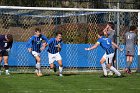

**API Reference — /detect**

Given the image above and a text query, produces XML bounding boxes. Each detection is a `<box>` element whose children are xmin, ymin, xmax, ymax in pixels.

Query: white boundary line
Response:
<box><xmin>0</xmin><ymin>6</ymin><xmax>140</xmax><ymax>12</ymax></box>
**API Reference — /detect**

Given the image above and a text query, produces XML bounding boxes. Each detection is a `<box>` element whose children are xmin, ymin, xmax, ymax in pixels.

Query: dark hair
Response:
<box><xmin>130</xmin><ymin>26</ymin><xmax>137</xmax><ymax>31</ymax></box>
<box><xmin>7</xmin><ymin>34</ymin><xmax>13</xmax><ymax>42</ymax></box>
<box><xmin>56</xmin><ymin>32</ymin><xmax>62</xmax><ymax>36</ymax></box>
<box><xmin>98</xmin><ymin>30</ymin><xmax>104</xmax><ymax>36</ymax></box>
<box><xmin>35</xmin><ymin>28</ymin><xmax>41</xmax><ymax>32</ymax></box>
<box><xmin>107</xmin><ymin>22</ymin><xmax>115</xmax><ymax>30</ymax></box>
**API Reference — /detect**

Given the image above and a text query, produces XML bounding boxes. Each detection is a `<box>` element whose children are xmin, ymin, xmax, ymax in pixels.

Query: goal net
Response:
<box><xmin>0</xmin><ymin>6</ymin><xmax>139</xmax><ymax>73</ymax></box>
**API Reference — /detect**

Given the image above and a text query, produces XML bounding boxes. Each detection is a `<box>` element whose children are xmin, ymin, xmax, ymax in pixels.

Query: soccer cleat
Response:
<box><xmin>5</xmin><ymin>72</ymin><xmax>10</xmax><ymax>75</ymax></box>
<box><xmin>108</xmin><ymin>71</ymin><xmax>113</xmax><ymax>76</ymax></box>
<box><xmin>124</xmin><ymin>68</ymin><xmax>132</xmax><ymax>74</ymax></box>
<box><xmin>53</xmin><ymin>64</ymin><xmax>57</xmax><ymax>72</ymax></box>
<box><xmin>127</xmin><ymin>70</ymin><xmax>132</xmax><ymax>74</ymax></box>
<box><xmin>59</xmin><ymin>74</ymin><xmax>63</xmax><ymax>77</ymax></box>
<box><xmin>37</xmin><ymin>72</ymin><xmax>43</xmax><ymax>77</ymax></box>
<box><xmin>124</xmin><ymin>68</ymin><xmax>129</xmax><ymax>73</ymax></box>
<box><xmin>127</xmin><ymin>69</ymin><xmax>132</xmax><ymax>74</ymax></box>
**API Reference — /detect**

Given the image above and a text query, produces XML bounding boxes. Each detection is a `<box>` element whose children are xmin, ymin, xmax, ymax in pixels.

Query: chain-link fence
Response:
<box><xmin>0</xmin><ymin>7</ymin><xmax>138</xmax><ymax>73</ymax></box>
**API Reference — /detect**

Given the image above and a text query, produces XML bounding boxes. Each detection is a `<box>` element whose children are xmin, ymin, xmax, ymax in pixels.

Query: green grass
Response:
<box><xmin>0</xmin><ymin>73</ymin><xmax>140</xmax><ymax>93</ymax></box>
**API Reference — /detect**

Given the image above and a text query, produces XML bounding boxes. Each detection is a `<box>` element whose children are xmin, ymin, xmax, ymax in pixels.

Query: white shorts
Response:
<box><xmin>103</xmin><ymin>53</ymin><xmax>114</xmax><ymax>64</ymax></box>
<box><xmin>31</xmin><ymin>51</ymin><xmax>40</xmax><ymax>57</ymax></box>
<box><xmin>48</xmin><ymin>52</ymin><xmax>62</xmax><ymax>64</ymax></box>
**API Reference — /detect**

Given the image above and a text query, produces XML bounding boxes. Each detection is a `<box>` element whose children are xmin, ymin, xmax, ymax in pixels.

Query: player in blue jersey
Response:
<box><xmin>45</xmin><ymin>32</ymin><xmax>63</xmax><ymax>76</ymax></box>
<box><xmin>103</xmin><ymin>22</ymin><xmax>116</xmax><ymax>76</ymax></box>
<box><xmin>85</xmin><ymin>31</ymin><xmax>123</xmax><ymax>77</ymax></box>
<box><xmin>0</xmin><ymin>34</ymin><xmax>13</xmax><ymax>75</ymax></box>
<box><xmin>27</xmin><ymin>28</ymin><xmax>48</xmax><ymax>76</ymax></box>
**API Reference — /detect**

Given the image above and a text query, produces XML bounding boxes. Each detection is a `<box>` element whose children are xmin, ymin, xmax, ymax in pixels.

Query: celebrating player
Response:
<box><xmin>27</xmin><ymin>28</ymin><xmax>48</xmax><ymax>76</ymax></box>
<box><xmin>85</xmin><ymin>31</ymin><xmax>123</xmax><ymax>77</ymax></box>
<box><xmin>102</xmin><ymin>22</ymin><xmax>116</xmax><ymax>75</ymax></box>
<box><xmin>124</xmin><ymin>26</ymin><xmax>137</xmax><ymax>74</ymax></box>
<box><xmin>46</xmin><ymin>32</ymin><xmax>63</xmax><ymax>76</ymax></box>
<box><xmin>0</xmin><ymin>34</ymin><xmax>13</xmax><ymax>75</ymax></box>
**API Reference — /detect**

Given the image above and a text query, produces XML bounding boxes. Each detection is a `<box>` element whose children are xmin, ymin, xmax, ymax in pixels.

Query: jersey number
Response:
<box><xmin>127</xmin><ymin>35</ymin><xmax>131</xmax><ymax>39</ymax></box>
<box><xmin>107</xmin><ymin>40</ymin><xmax>110</xmax><ymax>45</ymax></box>
<box><xmin>4</xmin><ymin>43</ymin><xmax>7</xmax><ymax>47</ymax></box>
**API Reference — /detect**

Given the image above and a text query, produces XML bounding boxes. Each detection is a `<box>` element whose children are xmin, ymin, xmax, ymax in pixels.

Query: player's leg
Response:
<box><xmin>34</xmin><ymin>56</ymin><xmax>42</xmax><ymax>76</ymax></box>
<box><xmin>100</xmin><ymin>54</ymin><xmax>107</xmax><ymax>76</ymax></box>
<box><xmin>126</xmin><ymin>56</ymin><xmax>133</xmax><ymax>73</ymax></box>
<box><xmin>106</xmin><ymin>53</ymin><xmax>121</xmax><ymax>76</ymax></box>
<box><xmin>108</xmin><ymin>49</ymin><xmax>117</xmax><ymax>76</ymax></box>
<box><xmin>48</xmin><ymin>53</ymin><xmax>56</xmax><ymax>73</ymax></box>
<box><xmin>3</xmin><ymin>56</ymin><xmax>10</xmax><ymax>75</ymax></box>
<box><xmin>125</xmin><ymin>50</ymin><xmax>134</xmax><ymax>74</ymax></box>
<box><xmin>56</xmin><ymin>53</ymin><xmax>63</xmax><ymax>76</ymax></box>
<box><xmin>3</xmin><ymin>50</ymin><xmax>10</xmax><ymax>75</ymax></box>
<box><xmin>57</xmin><ymin>60</ymin><xmax>63</xmax><ymax>76</ymax></box>
<box><xmin>0</xmin><ymin>56</ymin><xmax>2</xmax><ymax>75</ymax></box>
<box><xmin>129</xmin><ymin>56</ymin><xmax>133</xmax><ymax>72</ymax></box>
<box><xmin>32</xmin><ymin>51</ymin><xmax>42</xmax><ymax>76</ymax></box>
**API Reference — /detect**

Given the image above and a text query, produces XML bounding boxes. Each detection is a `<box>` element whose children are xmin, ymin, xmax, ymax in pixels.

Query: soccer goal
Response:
<box><xmin>0</xmin><ymin>6</ymin><xmax>139</xmax><ymax>73</ymax></box>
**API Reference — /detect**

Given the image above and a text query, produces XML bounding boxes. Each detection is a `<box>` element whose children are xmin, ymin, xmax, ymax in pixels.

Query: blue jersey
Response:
<box><xmin>0</xmin><ymin>35</ymin><xmax>13</xmax><ymax>50</ymax></box>
<box><xmin>47</xmin><ymin>38</ymin><xmax>63</xmax><ymax>54</ymax></box>
<box><xmin>97</xmin><ymin>36</ymin><xmax>114</xmax><ymax>55</ymax></box>
<box><xmin>27</xmin><ymin>35</ymin><xmax>48</xmax><ymax>53</ymax></box>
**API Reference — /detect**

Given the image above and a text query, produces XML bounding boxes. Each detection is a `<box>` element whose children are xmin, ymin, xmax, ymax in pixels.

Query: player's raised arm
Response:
<box><xmin>41</xmin><ymin>35</ymin><xmax>48</xmax><ymax>43</ymax></box>
<box><xmin>85</xmin><ymin>42</ymin><xmax>99</xmax><ymax>51</ymax></box>
<box><xmin>103</xmin><ymin>24</ymin><xmax>109</xmax><ymax>35</ymax></box>
<box><xmin>40</xmin><ymin>35</ymin><xmax>49</xmax><ymax>51</ymax></box>
<box><xmin>112</xmin><ymin>42</ymin><xmax>123</xmax><ymax>51</ymax></box>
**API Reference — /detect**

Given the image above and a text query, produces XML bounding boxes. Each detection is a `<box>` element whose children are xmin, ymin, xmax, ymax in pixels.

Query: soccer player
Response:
<box><xmin>0</xmin><ymin>34</ymin><xmax>13</xmax><ymax>75</ymax></box>
<box><xmin>85</xmin><ymin>31</ymin><xmax>123</xmax><ymax>77</ymax></box>
<box><xmin>27</xmin><ymin>28</ymin><xmax>48</xmax><ymax>76</ymax></box>
<box><xmin>46</xmin><ymin>32</ymin><xmax>63</xmax><ymax>76</ymax></box>
<box><xmin>124</xmin><ymin>26</ymin><xmax>137</xmax><ymax>74</ymax></box>
<box><xmin>102</xmin><ymin>22</ymin><xmax>116</xmax><ymax>75</ymax></box>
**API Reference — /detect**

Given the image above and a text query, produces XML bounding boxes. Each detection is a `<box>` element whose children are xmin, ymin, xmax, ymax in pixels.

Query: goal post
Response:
<box><xmin>137</xmin><ymin>12</ymin><xmax>140</xmax><ymax>72</ymax></box>
<box><xmin>0</xmin><ymin>6</ymin><xmax>139</xmax><ymax>73</ymax></box>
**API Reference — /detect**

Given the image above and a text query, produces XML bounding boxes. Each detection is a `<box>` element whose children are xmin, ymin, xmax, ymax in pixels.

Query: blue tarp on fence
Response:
<box><xmin>2</xmin><ymin>42</ymin><xmax>138</xmax><ymax>68</ymax></box>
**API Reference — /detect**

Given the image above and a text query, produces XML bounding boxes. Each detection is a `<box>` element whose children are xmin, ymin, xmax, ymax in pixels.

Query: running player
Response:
<box><xmin>27</xmin><ymin>28</ymin><xmax>48</xmax><ymax>76</ymax></box>
<box><xmin>124</xmin><ymin>26</ymin><xmax>137</xmax><ymax>74</ymax></box>
<box><xmin>0</xmin><ymin>34</ymin><xmax>13</xmax><ymax>75</ymax></box>
<box><xmin>85</xmin><ymin>31</ymin><xmax>123</xmax><ymax>77</ymax></box>
<box><xmin>46</xmin><ymin>32</ymin><xmax>63</xmax><ymax>76</ymax></box>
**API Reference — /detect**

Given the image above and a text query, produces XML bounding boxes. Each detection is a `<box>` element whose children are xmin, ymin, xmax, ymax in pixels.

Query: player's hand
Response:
<box><xmin>6</xmin><ymin>48</ymin><xmax>10</xmax><ymax>52</ymax></box>
<box><xmin>85</xmin><ymin>48</ymin><xmax>90</xmax><ymax>51</ymax></box>
<box><xmin>56</xmin><ymin>44</ymin><xmax>61</xmax><ymax>48</ymax></box>
<box><xmin>58</xmin><ymin>44</ymin><xmax>61</xmax><ymax>48</ymax></box>
<box><xmin>120</xmin><ymin>48</ymin><xmax>123</xmax><ymax>51</ymax></box>
<box><xmin>28</xmin><ymin>48</ymin><xmax>32</xmax><ymax>52</ymax></box>
<box><xmin>40</xmin><ymin>47</ymin><xmax>45</xmax><ymax>51</ymax></box>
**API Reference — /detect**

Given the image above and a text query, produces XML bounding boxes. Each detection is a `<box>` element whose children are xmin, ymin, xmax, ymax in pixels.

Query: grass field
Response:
<box><xmin>0</xmin><ymin>73</ymin><xmax>140</xmax><ymax>93</ymax></box>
